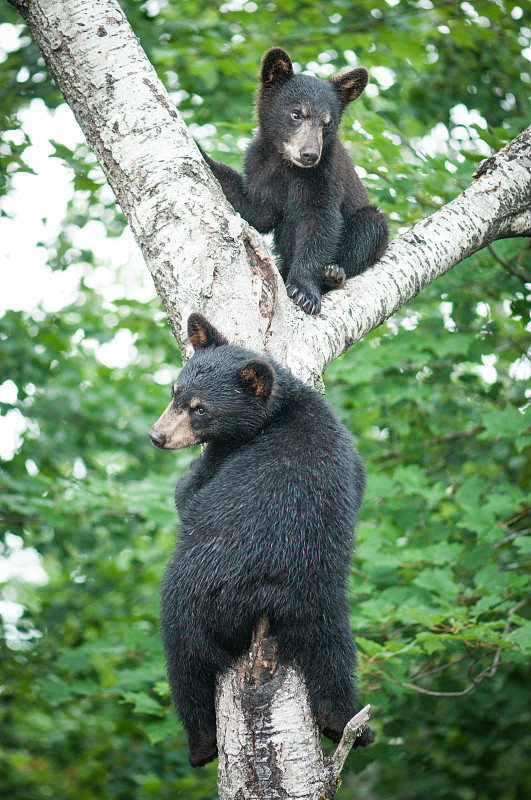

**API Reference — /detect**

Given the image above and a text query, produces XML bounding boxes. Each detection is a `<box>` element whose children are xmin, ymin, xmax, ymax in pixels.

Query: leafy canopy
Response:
<box><xmin>1</xmin><ymin>2</ymin><xmax>530</xmax><ymax>799</ymax></box>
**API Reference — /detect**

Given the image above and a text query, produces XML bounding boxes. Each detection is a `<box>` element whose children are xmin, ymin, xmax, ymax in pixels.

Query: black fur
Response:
<box><xmin>155</xmin><ymin>314</ymin><xmax>372</xmax><ymax>767</ymax></box>
<box><xmin>199</xmin><ymin>47</ymin><xmax>388</xmax><ymax>315</ymax></box>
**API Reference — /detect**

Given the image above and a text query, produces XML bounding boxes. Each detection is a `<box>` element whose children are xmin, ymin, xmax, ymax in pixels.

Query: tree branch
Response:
<box><xmin>216</xmin><ymin>618</ymin><xmax>369</xmax><ymax>799</ymax></box>
<box><xmin>330</xmin><ymin>705</ymin><xmax>371</xmax><ymax>782</ymax></box>
<box><xmin>487</xmin><ymin>242</ymin><xmax>531</xmax><ymax>284</ymax></box>
<box><xmin>12</xmin><ymin>0</ymin><xmax>531</xmax><ymax>385</ymax></box>
<box><xmin>285</xmin><ymin>130</ymin><xmax>531</xmax><ymax>381</ymax></box>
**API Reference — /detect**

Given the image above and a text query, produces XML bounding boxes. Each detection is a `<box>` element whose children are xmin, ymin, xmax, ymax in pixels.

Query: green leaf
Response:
<box><xmin>479</xmin><ymin>405</ymin><xmax>529</xmax><ymax>444</ymax></box>
<box><xmin>120</xmin><ymin>692</ymin><xmax>166</xmax><ymax>717</ymax></box>
<box><xmin>412</xmin><ymin>568</ymin><xmax>459</xmax><ymax>600</ymax></box>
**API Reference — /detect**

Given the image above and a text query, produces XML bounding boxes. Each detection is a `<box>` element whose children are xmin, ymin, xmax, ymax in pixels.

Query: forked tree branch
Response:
<box><xmin>9</xmin><ymin>1</ymin><xmax>531</xmax><ymax>794</ymax></box>
<box><xmin>9</xmin><ymin>0</ymin><xmax>531</xmax><ymax>384</ymax></box>
<box><xmin>216</xmin><ymin>617</ymin><xmax>371</xmax><ymax>799</ymax></box>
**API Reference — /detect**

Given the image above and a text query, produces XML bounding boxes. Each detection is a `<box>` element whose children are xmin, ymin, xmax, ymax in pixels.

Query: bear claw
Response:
<box><xmin>322</xmin><ymin>265</ymin><xmax>347</xmax><ymax>289</ymax></box>
<box><xmin>286</xmin><ymin>283</ymin><xmax>321</xmax><ymax>315</ymax></box>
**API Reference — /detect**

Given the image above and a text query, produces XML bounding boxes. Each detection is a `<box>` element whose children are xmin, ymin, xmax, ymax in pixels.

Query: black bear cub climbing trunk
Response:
<box><xmin>150</xmin><ymin>313</ymin><xmax>372</xmax><ymax>768</ymax></box>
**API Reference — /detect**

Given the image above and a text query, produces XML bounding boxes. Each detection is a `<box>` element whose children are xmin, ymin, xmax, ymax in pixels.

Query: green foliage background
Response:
<box><xmin>1</xmin><ymin>1</ymin><xmax>530</xmax><ymax>798</ymax></box>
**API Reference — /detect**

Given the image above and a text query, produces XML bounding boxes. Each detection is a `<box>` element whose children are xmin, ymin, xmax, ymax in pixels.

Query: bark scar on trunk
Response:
<box><xmin>244</xmin><ymin>235</ymin><xmax>279</xmax><ymax>331</ymax></box>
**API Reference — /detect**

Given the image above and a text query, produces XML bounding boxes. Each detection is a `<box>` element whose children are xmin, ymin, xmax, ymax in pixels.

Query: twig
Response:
<box><xmin>488</xmin><ymin>244</ymin><xmax>531</xmax><ymax>283</ymax></box>
<box><xmin>410</xmin><ymin>654</ymin><xmax>469</xmax><ymax>682</ymax></box>
<box><xmin>378</xmin><ymin>598</ymin><xmax>528</xmax><ymax>697</ymax></box>
<box><xmin>331</xmin><ymin>705</ymin><xmax>371</xmax><ymax>782</ymax></box>
<box><xmin>494</xmin><ymin>528</ymin><xmax>531</xmax><ymax>548</ymax></box>
<box><xmin>373</xmin><ymin>425</ymin><xmax>486</xmax><ymax>463</ymax></box>
<box><xmin>385</xmin><ymin>674</ymin><xmax>491</xmax><ymax>698</ymax></box>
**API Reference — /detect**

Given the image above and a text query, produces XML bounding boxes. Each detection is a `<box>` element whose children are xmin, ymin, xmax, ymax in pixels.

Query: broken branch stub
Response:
<box><xmin>216</xmin><ymin>619</ymin><xmax>370</xmax><ymax>800</ymax></box>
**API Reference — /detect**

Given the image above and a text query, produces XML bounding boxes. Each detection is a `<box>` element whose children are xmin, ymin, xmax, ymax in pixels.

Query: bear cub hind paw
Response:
<box><xmin>322</xmin><ymin>264</ymin><xmax>347</xmax><ymax>289</ymax></box>
<box><xmin>188</xmin><ymin>731</ymin><xmax>218</xmax><ymax>768</ymax></box>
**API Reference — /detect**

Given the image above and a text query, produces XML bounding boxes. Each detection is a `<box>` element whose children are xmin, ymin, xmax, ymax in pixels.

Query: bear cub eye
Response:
<box><xmin>193</xmin><ymin>406</ymin><xmax>206</xmax><ymax>416</ymax></box>
<box><xmin>323</xmin><ymin>120</ymin><xmax>331</xmax><ymax>129</ymax></box>
<box><xmin>290</xmin><ymin>110</ymin><xmax>301</xmax><ymax>121</ymax></box>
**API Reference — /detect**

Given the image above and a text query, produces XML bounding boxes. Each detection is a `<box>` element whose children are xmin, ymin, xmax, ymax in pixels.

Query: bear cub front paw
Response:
<box><xmin>285</xmin><ymin>277</ymin><xmax>322</xmax><ymax>315</ymax></box>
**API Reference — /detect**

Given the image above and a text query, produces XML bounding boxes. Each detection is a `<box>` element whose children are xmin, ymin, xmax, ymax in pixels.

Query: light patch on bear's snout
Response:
<box><xmin>149</xmin><ymin>402</ymin><xmax>201</xmax><ymax>450</ymax></box>
<box><xmin>282</xmin><ymin>118</ymin><xmax>323</xmax><ymax>168</ymax></box>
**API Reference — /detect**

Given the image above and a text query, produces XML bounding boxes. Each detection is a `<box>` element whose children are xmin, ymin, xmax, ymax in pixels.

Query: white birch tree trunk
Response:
<box><xmin>215</xmin><ymin>618</ymin><xmax>371</xmax><ymax>800</ymax></box>
<box><xmin>9</xmin><ymin>0</ymin><xmax>531</xmax><ymax>795</ymax></box>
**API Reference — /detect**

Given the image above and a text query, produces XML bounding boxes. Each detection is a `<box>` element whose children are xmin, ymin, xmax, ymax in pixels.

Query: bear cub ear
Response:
<box><xmin>239</xmin><ymin>359</ymin><xmax>275</xmax><ymax>402</ymax></box>
<box><xmin>188</xmin><ymin>314</ymin><xmax>228</xmax><ymax>350</ymax></box>
<box><xmin>261</xmin><ymin>47</ymin><xmax>294</xmax><ymax>88</ymax></box>
<box><xmin>329</xmin><ymin>67</ymin><xmax>369</xmax><ymax>110</ymax></box>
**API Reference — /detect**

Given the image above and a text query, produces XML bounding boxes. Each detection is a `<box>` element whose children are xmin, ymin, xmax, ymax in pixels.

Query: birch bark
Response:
<box><xmin>215</xmin><ymin>619</ymin><xmax>371</xmax><ymax>800</ymax></box>
<box><xmin>9</xmin><ymin>0</ymin><xmax>531</xmax><ymax>795</ymax></box>
<box><xmin>8</xmin><ymin>0</ymin><xmax>531</xmax><ymax>383</ymax></box>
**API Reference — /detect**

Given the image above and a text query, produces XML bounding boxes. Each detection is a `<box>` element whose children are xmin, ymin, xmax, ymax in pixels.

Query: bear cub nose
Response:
<box><xmin>149</xmin><ymin>428</ymin><xmax>166</xmax><ymax>448</ymax></box>
<box><xmin>300</xmin><ymin>148</ymin><xmax>319</xmax><ymax>166</ymax></box>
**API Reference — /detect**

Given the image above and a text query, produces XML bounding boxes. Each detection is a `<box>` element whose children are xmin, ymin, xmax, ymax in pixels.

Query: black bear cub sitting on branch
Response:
<box><xmin>199</xmin><ymin>47</ymin><xmax>388</xmax><ymax>315</ymax></box>
<box><xmin>149</xmin><ymin>313</ymin><xmax>372</xmax><ymax>767</ymax></box>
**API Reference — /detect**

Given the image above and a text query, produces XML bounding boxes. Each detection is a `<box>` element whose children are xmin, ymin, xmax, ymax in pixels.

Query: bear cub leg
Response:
<box><xmin>337</xmin><ymin>205</ymin><xmax>389</xmax><ymax>279</ymax></box>
<box><xmin>276</xmin><ymin>616</ymin><xmax>373</xmax><ymax>748</ymax></box>
<box><xmin>165</xmin><ymin>657</ymin><xmax>220</xmax><ymax>767</ymax></box>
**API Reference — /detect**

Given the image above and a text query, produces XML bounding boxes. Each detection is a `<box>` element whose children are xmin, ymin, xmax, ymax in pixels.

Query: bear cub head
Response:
<box><xmin>149</xmin><ymin>314</ymin><xmax>276</xmax><ymax>450</ymax></box>
<box><xmin>258</xmin><ymin>47</ymin><xmax>368</xmax><ymax>168</ymax></box>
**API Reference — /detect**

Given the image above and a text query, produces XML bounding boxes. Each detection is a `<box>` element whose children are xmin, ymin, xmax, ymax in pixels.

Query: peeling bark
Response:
<box><xmin>216</xmin><ymin>619</ymin><xmax>370</xmax><ymax>800</ymax></box>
